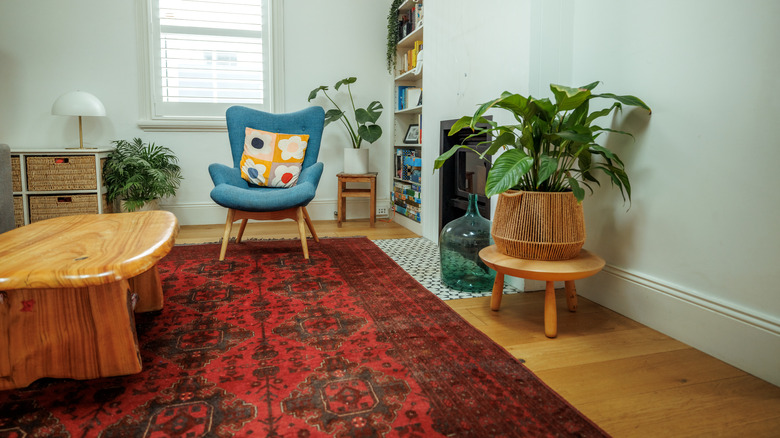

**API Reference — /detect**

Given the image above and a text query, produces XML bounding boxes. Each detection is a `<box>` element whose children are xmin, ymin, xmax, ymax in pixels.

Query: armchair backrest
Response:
<box><xmin>225</xmin><ymin>106</ymin><xmax>325</xmax><ymax>170</ymax></box>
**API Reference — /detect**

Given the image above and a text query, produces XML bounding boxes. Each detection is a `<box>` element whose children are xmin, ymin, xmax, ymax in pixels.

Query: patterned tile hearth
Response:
<box><xmin>373</xmin><ymin>237</ymin><xmax>521</xmax><ymax>300</ymax></box>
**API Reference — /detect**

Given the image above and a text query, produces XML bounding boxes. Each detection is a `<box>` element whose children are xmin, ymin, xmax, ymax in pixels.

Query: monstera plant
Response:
<box><xmin>308</xmin><ymin>77</ymin><xmax>383</xmax><ymax>149</ymax></box>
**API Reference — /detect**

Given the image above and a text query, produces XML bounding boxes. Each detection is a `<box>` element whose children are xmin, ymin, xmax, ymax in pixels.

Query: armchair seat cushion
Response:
<box><xmin>210</xmin><ymin>162</ymin><xmax>323</xmax><ymax>212</ymax></box>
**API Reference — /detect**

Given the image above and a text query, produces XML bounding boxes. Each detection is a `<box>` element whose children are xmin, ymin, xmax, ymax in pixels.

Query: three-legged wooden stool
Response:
<box><xmin>479</xmin><ymin>245</ymin><xmax>605</xmax><ymax>338</ymax></box>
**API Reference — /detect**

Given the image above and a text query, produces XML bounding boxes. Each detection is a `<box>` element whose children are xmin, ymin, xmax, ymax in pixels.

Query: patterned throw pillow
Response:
<box><xmin>239</xmin><ymin>128</ymin><xmax>309</xmax><ymax>188</ymax></box>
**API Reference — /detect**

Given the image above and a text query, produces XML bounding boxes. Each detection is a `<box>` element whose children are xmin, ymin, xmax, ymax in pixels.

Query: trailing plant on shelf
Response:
<box><xmin>308</xmin><ymin>77</ymin><xmax>383</xmax><ymax>149</ymax></box>
<box><xmin>104</xmin><ymin>138</ymin><xmax>183</xmax><ymax>211</ymax></box>
<box><xmin>434</xmin><ymin>82</ymin><xmax>651</xmax><ymax>202</ymax></box>
<box><xmin>386</xmin><ymin>0</ymin><xmax>404</xmax><ymax>74</ymax></box>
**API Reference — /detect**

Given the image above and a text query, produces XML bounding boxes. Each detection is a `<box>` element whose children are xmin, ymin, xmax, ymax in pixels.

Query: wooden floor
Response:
<box><xmin>178</xmin><ymin>219</ymin><xmax>780</xmax><ymax>437</ymax></box>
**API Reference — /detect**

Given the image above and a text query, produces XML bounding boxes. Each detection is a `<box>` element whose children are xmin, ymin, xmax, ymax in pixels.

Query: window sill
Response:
<box><xmin>137</xmin><ymin>118</ymin><xmax>227</xmax><ymax>132</ymax></box>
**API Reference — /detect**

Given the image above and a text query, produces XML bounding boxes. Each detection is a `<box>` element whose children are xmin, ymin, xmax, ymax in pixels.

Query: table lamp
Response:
<box><xmin>51</xmin><ymin>91</ymin><xmax>106</xmax><ymax>149</ymax></box>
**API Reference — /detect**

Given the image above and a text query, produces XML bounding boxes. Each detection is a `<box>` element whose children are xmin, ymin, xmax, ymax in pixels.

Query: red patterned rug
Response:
<box><xmin>0</xmin><ymin>237</ymin><xmax>607</xmax><ymax>437</ymax></box>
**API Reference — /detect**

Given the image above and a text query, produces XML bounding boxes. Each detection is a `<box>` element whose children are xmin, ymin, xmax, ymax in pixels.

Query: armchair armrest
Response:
<box><xmin>208</xmin><ymin>163</ymin><xmax>249</xmax><ymax>188</ymax></box>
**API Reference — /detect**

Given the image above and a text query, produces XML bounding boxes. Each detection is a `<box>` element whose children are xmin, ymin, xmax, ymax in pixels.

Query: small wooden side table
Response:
<box><xmin>479</xmin><ymin>245</ymin><xmax>605</xmax><ymax>338</ymax></box>
<box><xmin>336</xmin><ymin>172</ymin><xmax>377</xmax><ymax>227</ymax></box>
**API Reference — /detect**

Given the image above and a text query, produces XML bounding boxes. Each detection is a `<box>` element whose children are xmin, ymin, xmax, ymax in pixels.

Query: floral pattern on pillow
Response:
<box><xmin>239</xmin><ymin>128</ymin><xmax>309</xmax><ymax>188</ymax></box>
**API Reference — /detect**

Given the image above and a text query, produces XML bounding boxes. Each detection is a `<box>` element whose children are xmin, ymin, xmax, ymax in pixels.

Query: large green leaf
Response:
<box><xmin>592</xmin><ymin>125</ymin><xmax>635</xmax><ymax>139</ymax></box>
<box><xmin>595</xmin><ymin>93</ymin><xmax>651</xmax><ymax>113</ymax></box>
<box><xmin>567</xmin><ymin>177</ymin><xmax>586</xmax><ymax>202</ymax></box>
<box><xmin>530</xmin><ymin>98</ymin><xmax>555</xmax><ymax>120</ymax></box>
<box><xmin>354</xmin><ymin>101</ymin><xmax>383</xmax><ymax>124</ymax></box>
<box><xmin>434</xmin><ymin>144</ymin><xmax>479</xmax><ymax>170</ymax></box>
<box><xmin>552</xmin><ymin>128</ymin><xmax>594</xmax><ymax>144</ymax></box>
<box><xmin>334</xmin><ymin>77</ymin><xmax>357</xmax><ymax>90</ymax></box>
<box><xmin>357</xmin><ymin>124</ymin><xmax>382</xmax><ymax>143</ymax></box>
<box><xmin>493</xmin><ymin>93</ymin><xmax>531</xmax><ymax>118</ymax></box>
<box><xmin>580</xmin><ymin>81</ymin><xmax>601</xmax><ymax>91</ymax></box>
<box><xmin>485</xmin><ymin>149</ymin><xmax>533</xmax><ymax>197</ymax></box>
<box><xmin>481</xmin><ymin>131</ymin><xmax>516</xmax><ymax>157</ymax></box>
<box><xmin>308</xmin><ymin>86</ymin><xmax>328</xmax><ymax>102</ymax></box>
<box><xmin>472</xmin><ymin>96</ymin><xmax>502</xmax><ymax>121</ymax></box>
<box><xmin>550</xmin><ymin>84</ymin><xmax>591</xmax><ymax>111</ymax></box>
<box><xmin>324</xmin><ymin>109</ymin><xmax>344</xmax><ymax>126</ymax></box>
<box><xmin>586</xmin><ymin>104</ymin><xmax>618</xmax><ymax>125</ymax></box>
<box><xmin>536</xmin><ymin>155</ymin><xmax>559</xmax><ymax>187</ymax></box>
<box><xmin>448</xmin><ymin>116</ymin><xmax>475</xmax><ymax>135</ymax></box>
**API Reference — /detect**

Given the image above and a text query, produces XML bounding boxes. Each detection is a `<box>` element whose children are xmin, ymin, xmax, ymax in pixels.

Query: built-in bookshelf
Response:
<box><xmin>392</xmin><ymin>0</ymin><xmax>423</xmax><ymax>230</ymax></box>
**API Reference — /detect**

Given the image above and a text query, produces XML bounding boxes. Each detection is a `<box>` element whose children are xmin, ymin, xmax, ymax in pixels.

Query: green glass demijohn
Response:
<box><xmin>439</xmin><ymin>193</ymin><xmax>495</xmax><ymax>292</ymax></box>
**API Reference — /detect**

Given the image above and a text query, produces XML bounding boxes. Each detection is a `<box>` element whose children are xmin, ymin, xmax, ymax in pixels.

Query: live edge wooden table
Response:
<box><xmin>479</xmin><ymin>245</ymin><xmax>605</xmax><ymax>338</ymax></box>
<box><xmin>337</xmin><ymin>172</ymin><xmax>377</xmax><ymax>227</ymax></box>
<box><xmin>0</xmin><ymin>211</ymin><xmax>179</xmax><ymax>390</ymax></box>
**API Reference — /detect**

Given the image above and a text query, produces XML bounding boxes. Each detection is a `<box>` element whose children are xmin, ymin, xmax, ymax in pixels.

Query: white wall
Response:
<box><xmin>421</xmin><ymin>0</ymin><xmax>532</xmax><ymax>239</ymax></box>
<box><xmin>0</xmin><ymin>0</ymin><xmax>392</xmax><ymax>225</ymax></box>
<box><xmin>421</xmin><ymin>0</ymin><xmax>780</xmax><ymax>385</ymax></box>
<box><xmin>569</xmin><ymin>0</ymin><xmax>780</xmax><ymax>385</ymax></box>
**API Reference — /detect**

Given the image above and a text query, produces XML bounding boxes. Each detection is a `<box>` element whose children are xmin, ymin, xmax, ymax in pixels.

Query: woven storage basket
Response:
<box><xmin>26</xmin><ymin>155</ymin><xmax>97</xmax><ymax>191</ymax></box>
<box><xmin>11</xmin><ymin>156</ymin><xmax>22</xmax><ymax>192</ymax></box>
<box><xmin>491</xmin><ymin>190</ymin><xmax>585</xmax><ymax>261</ymax></box>
<box><xmin>13</xmin><ymin>196</ymin><xmax>24</xmax><ymax>228</ymax></box>
<box><xmin>29</xmin><ymin>194</ymin><xmax>102</xmax><ymax>223</ymax></box>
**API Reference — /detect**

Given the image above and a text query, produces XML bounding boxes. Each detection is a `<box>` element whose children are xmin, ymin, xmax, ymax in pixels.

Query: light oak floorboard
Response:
<box><xmin>177</xmin><ymin>220</ymin><xmax>780</xmax><ymax>437</ymax></box>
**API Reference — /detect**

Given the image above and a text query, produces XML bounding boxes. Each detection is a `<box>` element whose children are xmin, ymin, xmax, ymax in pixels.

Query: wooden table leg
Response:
<box><xmin>130</xmin><ymin>265</ymin><xmax>164</xmax><ymax>312</ymax></box>
<box><xmin>490</xmin><ymin>273</ymin><xmax>505</xmax><ymax>311</ymax></box>
<box><xmin>544</xmin><ymin>281</ymin><xmax>558</xmax><ymax>338</ymax></box>
<box><xmin>565</xmin><ymin>280</ymin><xmax>578</xmax><ymax>312</ymax></box>
<box><xmin>0</xmin><ymin>281</ymin><xmax>142</xmax><ymax>390</ymax></box>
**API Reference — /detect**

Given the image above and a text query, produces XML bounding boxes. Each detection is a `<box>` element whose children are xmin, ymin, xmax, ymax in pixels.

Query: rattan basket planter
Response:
<box><xmin>491</xmin><ymin>190</ymin><xmax>585</xmax><ymax>261</ymax></box>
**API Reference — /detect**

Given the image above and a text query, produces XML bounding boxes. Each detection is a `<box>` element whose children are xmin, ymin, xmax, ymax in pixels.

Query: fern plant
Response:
<box><xmin>103</xmin><ymin>138</ymin><xmax>182</xmax><ymax>211</ymax></box>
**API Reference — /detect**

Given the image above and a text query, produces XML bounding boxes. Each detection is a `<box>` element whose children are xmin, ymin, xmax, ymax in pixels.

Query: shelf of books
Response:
<box><xmin>392</xmin><ymin>0</ymin><xmax>423</xmax><ymax>233</ymax></box>
<box><xmin>393</xmin><ymin>146</ymin><xmax>422</xmax><ymax>222</ymax></box>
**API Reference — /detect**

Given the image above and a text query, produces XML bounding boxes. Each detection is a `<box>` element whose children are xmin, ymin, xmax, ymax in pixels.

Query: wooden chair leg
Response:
<box><xmin>302</xmin><ymin>207</ymin><xmax>319</xmax><ymax>243</ymax></box>
<box><xmin>219</xmin><ymin>209</ymin><xmax>235</xmax><ymax>261</ymax></box>
<box><xmin>236</xmin><ymin>219</ymin><xmax>248</xmax><ymax>243</ymax></box>
<box><xmin>296</xmin><ymin>207</ymin><xmax>310</xmax><ymax>259</ymax></box>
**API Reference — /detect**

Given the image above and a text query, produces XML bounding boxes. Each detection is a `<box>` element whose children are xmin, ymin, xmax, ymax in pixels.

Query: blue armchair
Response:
<box><xmin>208</xmin><ymin>106</ymin><xmax>325</xmax><ymax>260</ymax></box>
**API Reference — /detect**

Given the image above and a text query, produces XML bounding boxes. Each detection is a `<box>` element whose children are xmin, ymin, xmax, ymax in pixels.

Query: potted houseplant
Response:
<box><xmin>434</xmin><ymin>82</ymin><xmax>651</xmax><ymax>260</ymax></box>
<box><xmin>308</xmin><ymin>77</ymin><xmax>383</xmax><ymax>174</ymax></box>
<box><xmin>104</xmin><ymin>138</ymin><xmax>183</xmax><ymax>212</ymax></box>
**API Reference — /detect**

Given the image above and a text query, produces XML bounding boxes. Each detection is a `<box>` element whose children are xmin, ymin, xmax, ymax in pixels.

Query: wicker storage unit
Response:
<box><xmin>26</xmin><ymin>155</ymin><xmax>98</xmax><ymax>191</ymax></box>
<box><xmin>10</xmin><ymin>149</ymin><xmax>112</xmax><ymax>225</ymax></box>
<box><xmin>11</xmin><ymin>156</ymin><xmax>22</xmax><ymax>192</ymax></box>
<box><xmin>13</xmin><ymin>196</ymin><xmax>24</xmax><ymax>228</ymax></box>
<box><xmin>29</xmin><ymin>194</ymin><xmax>108</xmax><ymax>223</ymax></box>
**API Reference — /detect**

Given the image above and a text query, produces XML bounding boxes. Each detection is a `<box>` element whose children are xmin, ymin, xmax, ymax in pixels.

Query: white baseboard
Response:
<box><xmin>578</xmin><ymin>265</ymin><xmax>780</xmax><ymax>387</ymax></box>
<box><xmin>162</xmin><ymin>198</ymin><xmax>392</xmax><ymax>226</ymax></box>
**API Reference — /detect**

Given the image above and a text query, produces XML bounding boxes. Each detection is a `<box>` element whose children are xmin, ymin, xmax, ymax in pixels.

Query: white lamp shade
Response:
<box><xmin>51</xmin><ymin>91</ymin><xmax>106</xmax><ymax>117</ymax></box>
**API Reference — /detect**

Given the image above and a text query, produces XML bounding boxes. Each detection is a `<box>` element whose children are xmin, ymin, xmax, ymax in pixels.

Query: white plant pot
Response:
<box><xmin>343</xmin><ymin>148</ymin><xmax>369</xmax><ymax>174</ymax></box>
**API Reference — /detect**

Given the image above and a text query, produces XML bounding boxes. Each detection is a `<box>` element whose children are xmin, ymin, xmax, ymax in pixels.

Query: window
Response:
<box><xmin>139</xmin><ymin>0</ymin><xmax>283</xmax><ymax>130</ymax></box>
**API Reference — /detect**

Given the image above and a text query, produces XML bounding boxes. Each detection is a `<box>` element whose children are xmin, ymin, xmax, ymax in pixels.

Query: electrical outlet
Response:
<box><xmin>377</xmin><ymin>206</ymin><xmax>389</xmax><ymax>216</ymax></box>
